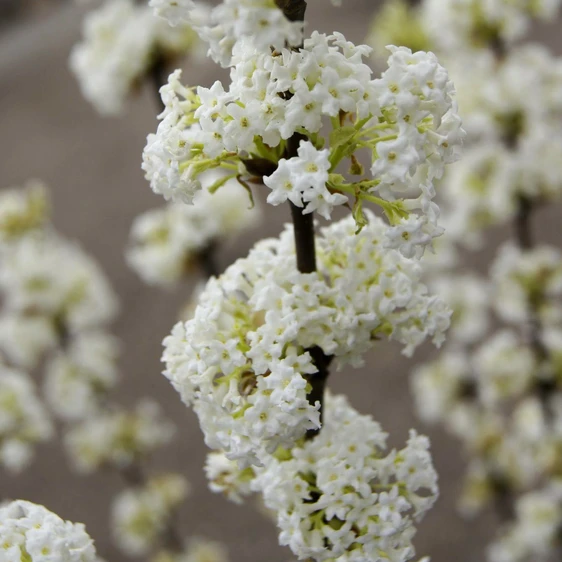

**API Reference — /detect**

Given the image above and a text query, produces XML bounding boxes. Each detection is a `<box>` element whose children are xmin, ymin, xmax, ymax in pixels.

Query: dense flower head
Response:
<box><xmin>0</xmin><ymin>364</ymin><xmax>53</xmax><ymax>472</ymax></box>
<box><xmin>143</xmin><ymin>34</ymin><xmax>464</xmax><ymax>257</ymax></box>
<box><xmin>44</xmin><ymin>332</ymin><xmax>120</xmax><ymax>420</ymax></box>
<box><xmin>0</xmin><ymin>500</ymin><xmax>97</xmax><ymax>562</ymax></box>
<box><xmin>71</xmin><ymin>0</ymin><xmax>203</xmax><ymax>115</ymax></box>
<box><xmin>251</xmin><ymin>394</ymin><xmax>438</xmax><ymax>562</ymax></box>
<box><xmin>127</xmin><ymin>173</ymin><xmax>260</xmax><ymax>286</ymax></box>
<box><xmin>65</xmin><ymin>400</ymin><xmax>175</xmax><ymax>472</ymax></box>
<box><xmin>163</xmin><ymin>212</ymin><xmax>450</xmax><ymax>465</ymax></box>
<box><xmin>112</xmin><ymin>473</ymin><xmax>190</xmax><ymax>556</ymax></box>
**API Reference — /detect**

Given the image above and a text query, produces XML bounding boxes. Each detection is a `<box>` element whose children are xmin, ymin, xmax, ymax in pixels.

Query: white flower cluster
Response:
<box><xmin>44</xmin><ymin>331</ymin><xmax>119</xmax><ymax>420</ymax></box>
<box><xmin>0</xmin><ymin>364</ymin><xmax>53</xmax><ymax>472</ymax></box>
<box><xmin>491</xmin><ymin>243</ymin><xmax>562</xmax><ymax>326</ymax></box>
<box><xmin>150</xmin><ymin>0</ymin><xmax>303</xmax><ymax>67</ymax></box>
<box><xmin>0</xmin><ymin>180</ymin><xmax>48</xmax><ymax>243</ymax></box>
<box><xmin>488</xmin><ymin>482</ymin><xmax>562</xmax><ymax>562</ymax></box>
<box><xmin>71</xmin><ymin>0</ymin><xmax>203</xmax><ymax>115</ymax></box>
<box><xmin>421</xmin><ymin>0</ymin><xmax>561</xmax><ymax>52</ymax></box>
<box><xmin>250</xmin><ymin>394</ymin><xmax>438</xmax><ymax>562</ymax></box>
<box><xmin>412</xmin><ymin>242</ymin><xmax>562</xmax><ymax>520</ymax></box>
<box><xmin>163</xmin><ymin>212</ymin><xmax>449</xmax><ymax>466</ymax></box>
<box><xmin>0</xmin><ymin>231</ymin><xmax>117</xmax><ymax>358</ymax></box>
<box><xmin>204</xmin><ymin>451</ymin><xmax>255</xmax><ymax>504</ymax></box>
<box><xmin>127</xmin><ymin>173</ymin><xmax>260</xmax><ymax>286</ymax></box>
<box><xmin>143</xmin><ymin>34</ymin><xmax>463</xmax><ymax>257</ymax></box>
<box><xmin>112</xmin><ymin>473</ymin><xmax>190</xmax><ymax>556</ymax></box>
<box><xmin>0</xmin><ymin>500</ymin><xmax>97</xmax><ymax>562</ymax></box>
<box><xmin>438</xmin><ymin>47</ymin><xmax>562</xmax><ymax>245</ymax></box>
<box><xmin>65</xmin><ymin>399</ymin><xmax>175</xmax><ymax>473</ymax></box>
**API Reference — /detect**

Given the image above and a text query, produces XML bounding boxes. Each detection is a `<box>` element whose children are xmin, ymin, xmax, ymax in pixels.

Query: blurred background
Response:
<box><xmin>1</xmin><ymin>1</ymin><xmax>562</xmax><ymax>561</ymax></box>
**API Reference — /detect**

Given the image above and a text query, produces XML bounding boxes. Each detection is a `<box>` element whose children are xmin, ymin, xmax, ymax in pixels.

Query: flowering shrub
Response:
<box><xmin>8</xmin><ymin>0</ymin><xmax>562</xmax><ymax>560</ymax></box>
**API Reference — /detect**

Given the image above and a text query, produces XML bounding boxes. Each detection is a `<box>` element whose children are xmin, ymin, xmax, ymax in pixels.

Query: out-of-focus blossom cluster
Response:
<box><xmin>204</xmin><ymin>394</ymin><xmax>438</xmax><ymax>562</ymax></box>
<box><xmin>369</xmin><ymin>2</ymin><xmax>562</xmax><ymax>561</ymax></box>
<box><xmin>111</xmin><ymin>473</ymin><xmax>189</xmax><ymax>556</ymax></box>
<box><xmin>163</xmin><ymin>212</ymin><xmax>446</xmax><ymax>560</ymax></box>
<box><xmin>71</xmin><ymin>0</ymin><xmax>207</xmax><ymax>115</ymax></box>
<box><xmin>127</xmin><ymin>172</ymin><xmax>260</xmax><ymax>287</ymax></box>
<box><xmin>163</xmin><ymin>212</ymin><xmax>450</xmax><ymax>466</ymax></box>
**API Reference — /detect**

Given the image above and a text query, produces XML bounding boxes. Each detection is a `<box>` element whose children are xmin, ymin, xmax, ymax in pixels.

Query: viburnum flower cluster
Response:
<box><xmin>369</xmin><ymin>0</ymin><xmax>562</xmax><ymax>249</ymax></box>
<box><xmin>252</xmin><ymin>394</ymin><xmax>438</xmax><ymax>562</ymax></box>
<box><xmin>163</xmin><ymin>213</ymin><xmax>450</xmax><ymax>466</ymax></box>
<box><xmin>0</xmin><ymin>500</ymin><xmax>98</xmax><ymax>562</ymax></box>
<box><xmin>143</xmin><ymin>30</ymin><xmax>464</xmax><ymax>257</ymax></box>
<box><xmin>368</xmin><ymin>1</ymin><xmax>562</xmax><ymax>560</ymax></box>
<box><xmin>0</xmin><ymin>181</ymin><xmax>224</xmax><ymax>561</ymax></box>
<box><xmin>141</xmin><ymin>0</ymin><xmax>468</xmax><ymax>559</ymax></box>
<box><xmin>127</xmin><ymin>173</ymin><xmax>260</xmax><ymax>286</ymax></box>
<box><xmin>71</xmin><ymin>0</ymin><xmax>206</xmax><ymax>115</ymax></box>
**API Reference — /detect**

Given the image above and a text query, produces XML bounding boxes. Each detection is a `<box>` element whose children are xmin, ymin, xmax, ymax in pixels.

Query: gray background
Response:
<box><xmin>0</xmin><ymin>2</ymin><xmax>561</xmax><ymax>561</ymax></box>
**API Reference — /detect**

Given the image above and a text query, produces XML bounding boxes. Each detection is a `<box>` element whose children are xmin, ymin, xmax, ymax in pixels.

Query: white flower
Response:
<box><xmin>488</xmin><ymin>483</ymin><xmax>562</xmax><ymax>562</ymax></box>
<box><xmin>163</xmin><ymin>212</ymin><xmax>450</xmax><ymax>465</ymax></box>
<box><xmin>127</xmin><ymin>172</ymin><xmax>260</xmax><ymax>286</ymax></box>
<box><xmin>145</xmin><ymin>37</ymin><xmax>463</xmax><ymax>257</ymax></box>
<box><xmin>411</xmin><ymin>351</ymin><xmax>473</xmax><ymax>424</ymax></box>
<box><xmin>150</xmin><ymin>0</ymin><xmax>197</xmax><ymax>26</ymax></box>
<box><xmin>0</xmin><ymin>233</ymin><xmax>118</xmax><ymax>334</ymax></box>
<box><xmin>71</xmin><ymin>0</ymin><xmax>201</xmax><ymax>115</ymax></box>
<box><xmin>65</xmin><ymin>400</ymin><xmax>174</xmax><ymax>473</ymax></box>
<box><xmin>0</xmin><ymin>366</ymin><xmax>53</xmax><ymax>472</ymax></box>
<box><xmin>0</xmin><ymin>181</ymin><xmax>49</xmax><ymax>243</ymax></box>
<box><xmin>0</xmin><ymin>500</ymin><xmax>97</xmax><ymax>562</ymax></box>
<box><xmin>421</xmin><ymin>0</ymin><xmax>562</xmax><ymax>52</ymax></box>
<box><xmin>264</xmin><ymin>141</ymin><xmax>346</xmax><ymax>219</ymax></box>
<box><xmin>473</xmin><ymin>330</ymin><xmax>536</xmax><ymax>406</ymax></box>
<box><xmin>251</xmin><ymin>394</ymin><xmax>438</xmax><ymax>562</ymax></box>
<box><xmin>491</xmin><ymin>243</ymin><xmax>562</xmax><ymax>326</ymax></box>
<box><xmin>204</xmin><ymin>451</ymin><xmax>254</xmax><ymax>504</ymax></box>
<box><xmin>112</xmin><ymin>473</ymin><xmax>190</xmax><ymax>556</ymax></box>
<box><xmin>0</xmin><ymin>314</ymin><xmax>57</xmax><ymax>370</ymax></box>
<box><xmin>431</xmin><ymin>274</ymin><xmax>490</xmax><ymax>344</ymax></box>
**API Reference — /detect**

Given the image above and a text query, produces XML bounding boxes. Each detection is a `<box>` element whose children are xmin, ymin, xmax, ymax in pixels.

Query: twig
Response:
<box><xmin>276</xmin><ymin>0</ymin><xmax>332</xmax><ymax>436</ymax></box>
